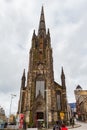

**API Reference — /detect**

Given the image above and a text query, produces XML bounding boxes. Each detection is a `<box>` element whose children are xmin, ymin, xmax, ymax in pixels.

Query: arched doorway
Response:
<box><xmin>35</xmin><ymin>112</ymin><xmax>44</xmax><ymax>128</ymax></box>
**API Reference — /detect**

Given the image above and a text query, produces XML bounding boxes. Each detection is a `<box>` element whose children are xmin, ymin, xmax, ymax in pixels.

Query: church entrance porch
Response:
<box><xmin>35</xmin><ymin>112</ymin><xmax>44</xmax><ymax>128</ymax></box>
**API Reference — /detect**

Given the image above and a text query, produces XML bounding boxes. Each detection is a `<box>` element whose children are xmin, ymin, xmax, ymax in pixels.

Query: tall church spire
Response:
<box><xmin>61</xmin><ymin>67</ymin><xmax>66</xmax><ymax>89</ymax></box>
<box><xmin>21</xmin><ymin>69</ymin><xmax>26</xmax><ymax>88</ymax></box>
<box><xmin>38</xmin><ymin>6</ymin><xmax>46</xmax><ymax>37</ymax></box>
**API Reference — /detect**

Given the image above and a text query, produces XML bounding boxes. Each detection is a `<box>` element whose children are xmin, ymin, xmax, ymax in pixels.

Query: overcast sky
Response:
<box><xmin>0</xmin><ymin>0</ymin><xmax>87</xmax><ymax>117</ymax></box>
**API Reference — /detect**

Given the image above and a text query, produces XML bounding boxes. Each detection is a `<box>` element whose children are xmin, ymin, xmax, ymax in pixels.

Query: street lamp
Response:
<box><xmin>9</xmin><ymin>94</ymin><xmax>16</xmax><ymax>116</ymax></box>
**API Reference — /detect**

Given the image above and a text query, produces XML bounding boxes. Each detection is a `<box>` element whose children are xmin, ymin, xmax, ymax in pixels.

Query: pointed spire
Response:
<box><xmin>47</xmin><ymin>28</ymin><xmax>50</xmax><ymax>40</ymax></box>
<box><xmin>23</xmin><ymin>69</ymin><xmax>25</xmax><ymax>77</ymax></box>
<box><xmin>61</xmin><ymin>66</ymin><xmax>66</xmax><ymax>89</ymax></box>
<box><xmin>38</xmin><ymin>6</ymin><xmax>46</xmax><ymax>37</ymax></box>
<box><xmin>47</xmin><ymin>28</ymin><xmax>50</xmax><ymax>35</ymax></box>
<box><xmin>32</xmin><ymin>30</ymin><xmax>36</xmax><ymax>39</ymax></box>
<box><xmin>33</xmin><ymin>30</ymin><xmax>35</xmax><ymax>36</ymax></box>
<box><xmin>21</xmin><ymin>69</ymin><xmax>26</xmax><ymax>88</ymax></box>
<box><xmin>61</xmin><ymin>67</ymin><xmax>65</xmax><ymax>77</ymax></box>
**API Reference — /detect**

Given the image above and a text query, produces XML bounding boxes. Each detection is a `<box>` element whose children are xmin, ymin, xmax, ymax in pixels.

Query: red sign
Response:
<box><xmin>19</xmin><ymin>114</ymin><xmax>24</xmax><ymax>129</ymax></box>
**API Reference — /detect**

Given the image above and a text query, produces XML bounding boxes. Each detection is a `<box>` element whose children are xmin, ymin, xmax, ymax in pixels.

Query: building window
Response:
<box><xmin>57</xmin><ymin>91</ymin><xmax>61</xmax><ymax>110</ymax></box>
<box><xmin>36</xmin><ymin>81</ymin><xmax>45</xmax><ymax>98</ymax></box>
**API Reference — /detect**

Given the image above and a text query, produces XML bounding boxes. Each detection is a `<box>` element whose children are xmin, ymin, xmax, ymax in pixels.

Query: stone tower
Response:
<box><xmin>18</xmin><ymin>6</ymin><xmax>67</xmax><ymax>127</ymax></box>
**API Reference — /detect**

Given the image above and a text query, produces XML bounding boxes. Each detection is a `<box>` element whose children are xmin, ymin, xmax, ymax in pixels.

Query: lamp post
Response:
<box><xmin>9</xmin><ymin>94</ymin><xmax>16</xmax><ymax>116</ymax></box>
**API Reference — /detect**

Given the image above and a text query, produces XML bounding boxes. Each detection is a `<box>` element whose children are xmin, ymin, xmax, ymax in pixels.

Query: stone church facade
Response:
<box><xmin>18</xmin><ymin>7</ymin><xmax>67</xmax><ymax>127</ymax></box>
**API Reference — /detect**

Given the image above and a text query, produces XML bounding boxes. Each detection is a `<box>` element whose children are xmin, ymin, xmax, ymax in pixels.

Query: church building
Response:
<box><xmin>18</xmin><ymin>6</ymin><xmax>67</xmax><ymax>127</ymax></box>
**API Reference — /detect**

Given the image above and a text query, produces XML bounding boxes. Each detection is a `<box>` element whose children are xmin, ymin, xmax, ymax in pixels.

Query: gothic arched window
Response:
<box><xmin>36</xmin><ymin>80</ymin><xmax>45</xmax><ymax>98</ymax></box>
<box><xmin>57</xmin><ymin>91</ymin><xmax>61</xmax><ymax>111</ymax></box>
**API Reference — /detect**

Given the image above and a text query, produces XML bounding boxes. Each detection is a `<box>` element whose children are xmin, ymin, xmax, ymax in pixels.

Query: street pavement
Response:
<box><xmin>67</xmin><ymin>121</ymin><xmax>87</xmax><ymax>129</ymax></box>
<box><xmin>1</xmin><ymin>121</ymin><xmax>86</xmax><ymax>130</ymax></box>
<box><xmin>46</xmin><ymin>121</ymin><xmax>87</xmax><ymax>130</ymax></box>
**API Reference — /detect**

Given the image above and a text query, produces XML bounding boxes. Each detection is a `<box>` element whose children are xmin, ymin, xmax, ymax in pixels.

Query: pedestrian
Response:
<box><xmin>70</xmin><ymin>118</ymin><xmax>72</xmax><ymax>125</ymax></box>
<box><xmin>23</xmin><ymin>120</ymin><xmax>26</xmax><ymax>130</ymax></box>
<box><xmin>61</xmin><ymin>124</ymin><xmax>68</xmax><ymax>130</ymax></box>
<box><xmin>70</xmin><ymin>117</ymin><xmax>74</xmax><ymax>128</ymax></box>
<box><xmin>53</xmin><ymin>121</ymin><xmax>61</xmax><ymax>130</ymax></box>
<box><xmin>71</xmin><ymin>117</ymin><xmax>74</xmax><ymax>128</ymax></box>
<box><xmin>4</xmin><ymin>122</ymin><xmax>8</xmax><ymax>128</ymax></box>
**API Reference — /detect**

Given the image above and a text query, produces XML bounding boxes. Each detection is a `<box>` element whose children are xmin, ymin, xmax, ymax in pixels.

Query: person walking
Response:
<box><xmin>70</xmin><ymin>117</ymin><xmax>74</xmax><ymax>127</ymax></box>
<box><xmin>53</xmin><ymin>121</ymin><xmax>61</xmax><ymax>130</ymax></box>
<box><xmin>61</xmin><ymin>124</ymin><xmax>68</xmax><ymax>130</ymax></box>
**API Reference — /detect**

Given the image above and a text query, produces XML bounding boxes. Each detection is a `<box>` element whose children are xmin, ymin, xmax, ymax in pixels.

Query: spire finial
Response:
<box><xmin>32</xmin><ymin>29</ymin><xmax>36</xmax><ymax>38</ymax></box>
<box><xmin>38</xmin><ymin>6</ymin><xmax>46</xmax><ymax>37</ymax></box>
<box><xmin>21</xmin><ymin>69</ymin><xmax>26</xmax><ymax>88</ymax></box>
<box><xmin>23</xmin><ymin>69</ymin><xmax>25</xmax><ymax>77</ymax></box>
<box><xmin>61</xmin><ymin>66</ymin><xmax>66</xmax><ymax>89</ymax></box>
<box><xmin>22</xmin><ymin>68</ymin><xmax>26</xmax><ymax>81</ymax></box>
<box><xmin>47</xmin><ymin>28</ymin><xmax>50</xmax><ymax>35</ymax></box>
<box><xmin>62</xmin><ymin>66</ymin><xmax>64</xmax><ymax>75</ymax></box>
<box><xmin>61</xmin><ymin>66</ymin><xmax>65</xmax><ymax>80</ymax></box>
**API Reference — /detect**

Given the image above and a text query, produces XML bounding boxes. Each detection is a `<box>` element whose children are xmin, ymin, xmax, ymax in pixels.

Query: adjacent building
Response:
<box><xmin>18</xmin><ymin>7</ymin><xmax>68</xmax><ymax>127</ymax></box>
<box><xmin>0</xmin><ymin>107</ymin><xmax>7</xmax><ymax>124</ymax></box>
<box><xmin>74</xmin><ymin>85</ymin><xmax>87</xmax><ymax>121</ymax></box>
<box><xmin>67</xmin><ymin>104</ymin><xmax>72</xmax><ymax>121</ymax></box>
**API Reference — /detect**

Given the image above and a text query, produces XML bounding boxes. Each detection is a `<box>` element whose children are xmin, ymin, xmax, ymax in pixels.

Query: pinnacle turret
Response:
<box><xmin>61</xmin><ymin>67</ymin><xmax>65</xmax><ymax>77</ymax></box>
<box><xmin>21</xmin><ymin>69</ymin><xmax>26</xmax><ymax>88</ymax></box>
<box><xmin>32</xmin><ymin>30</ymin><xmax>36</xmax><ymax>39</ymax></box>
<box><xmin>38</xmin><ymin>6</ymin><xmax>46</xmax><ymax>37</ymax></box>
<box><xmin>61</xmin><ymin>67</ymin><xmax>66</xmax><ymax>89</ymax></box>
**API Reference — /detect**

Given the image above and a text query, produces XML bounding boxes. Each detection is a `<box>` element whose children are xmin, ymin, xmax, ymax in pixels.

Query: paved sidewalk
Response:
<box><xmin>26</xmin><ymin>123</ymin><xmax>81</xmax><ymax>130</ymax></box>
<box><xmin>67</xmin><ymin>124</ymin><xmax>81</xmax><ymax>129</ymax></box>
<box><xmin>38</xmin><ymin>124</ymin><xmax>81</xmax><ymax>130</ymax></box>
